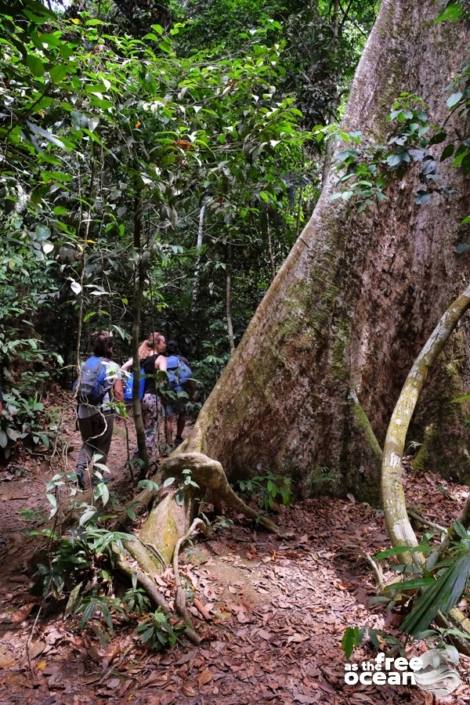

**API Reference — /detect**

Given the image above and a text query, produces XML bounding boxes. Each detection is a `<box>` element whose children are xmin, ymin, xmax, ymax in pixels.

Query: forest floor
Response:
<box><xmin>0</xmin><ymin>393</ymin><xmax>469</xmax><ymax>705</ymax></box>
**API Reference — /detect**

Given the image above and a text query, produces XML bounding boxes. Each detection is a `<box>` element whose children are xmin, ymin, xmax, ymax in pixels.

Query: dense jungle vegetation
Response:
<box><xmin>0</xmin><ymin>0</ymin><xmax>376</xmax><ymax>453</ymax></box>
<box><xmin>1</xmin><ymin>1</ymin><xmax>470</xmax><ymax>704</ymax></box>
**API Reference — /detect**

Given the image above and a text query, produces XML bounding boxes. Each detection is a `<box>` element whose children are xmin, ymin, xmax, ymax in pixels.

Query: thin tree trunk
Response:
<box><xmin>226</xmin><ymin>243</ymin><xmax>235</xmax><ymax>353</ymax></box>
<box><xmin>266</xmin><ymin>212</ymin><xmax>276</xmax><ymax>279</ymax></box>
<box><xmin>191</xmin><ymin>201</ymin><xmax>206</xmax><ymax>311</ymax></box>
<box><xmin>75</xmin><ymin>150</ymin><xmax>96</xmax><ymax>373</ymax></box>
<box><xmin>382</xmin><ymin>283</ymin><xmax>470</xmax><ymax>556</ymax></box>
<box><xmin>132</xmin><ymin>186</ymin><xmax>147</xmax><ymax>470</ymax></box>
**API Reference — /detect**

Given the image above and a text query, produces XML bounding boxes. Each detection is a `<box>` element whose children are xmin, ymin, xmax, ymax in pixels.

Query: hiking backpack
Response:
<box><xmin>166</xmin><ymin>355</ymin><xmax>192</xmax><ymax>393</ymax></box>
<box><xmin>123</xmin><ymin>369</ymin><xmax>145</xmax><ymax>404</ymax></box>
<box><xmin>75</xmin><ymin>356</ymin><xmax>109</xmax><ymax>406</ymax></box>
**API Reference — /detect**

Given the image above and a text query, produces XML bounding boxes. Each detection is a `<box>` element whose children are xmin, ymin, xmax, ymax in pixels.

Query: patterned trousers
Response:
<box><xmin>142</xmin><ymin>392</ymin><xmax>159</xmax><ymax>463</ymax></box>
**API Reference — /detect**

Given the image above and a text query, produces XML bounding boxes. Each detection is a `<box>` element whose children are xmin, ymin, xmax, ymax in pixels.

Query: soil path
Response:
<box><xmin>0</xmin><ymin>394</ymin><xmax>469</xmax><ymax>704</ymax></box>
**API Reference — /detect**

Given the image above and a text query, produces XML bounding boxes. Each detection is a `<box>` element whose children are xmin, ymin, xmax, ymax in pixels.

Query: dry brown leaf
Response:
<box><xmin>10</xmin><ymin>604</ymin><xmax>34</xmax><ymax>623</ymax></box>
<box><xmin>29</xmin><ymin>640</ymin><xmax>46</xmax><ymax>659</ymax></box>
<box><xmin>257</xmin><ymin>629</ymin><xmax>272</xmax><ymax>641</ymax></box>
<box><xmin>182</xmin><ymin>684</ymin><xmax>197</xmax><ymax>697</ymax></box>
<box><xmin>287</xmin><ymin>633</ymin><xmax>309</xmax><ymax>644</ymax></box>
<box><xmin>0</xmin><ymin>645</ymin><xmax>15</xmax><ymax>669</ymax></box>
<box><xmin>198</xmin><ymin>668</ymin><xmax>213</xmax><ymax>687</ymax></box>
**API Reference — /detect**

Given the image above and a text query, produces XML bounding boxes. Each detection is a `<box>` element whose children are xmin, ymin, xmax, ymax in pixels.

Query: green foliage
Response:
<box><xmin>237</xmin><ymin>471</ymin><xmax>292</xmax><ymax>511</ymax></box>
<box><xmin>123</xmin><ymin>582</ymin><xmax>151</xmax><ymax>615</ymax></box>
<box><xmin>435</xmin><ymin>1</ymin><xmax>470</xmax><ymax>24</ymax></box>
<box><xmin>341</xmin><ymin>625</ymin><xmax>403</xmax><ymax>658</ymax></box>
<box><xmin>0</xmin><ymin>0</ymin><xmax>316</xmax><ymax>417</ymax></box>
<box><xmin>341</xmin><ymin>626</ymin><xmax>364</xmax><ymax>658</ymax></box>
<box><xmin>0</xmin><ymin>390</ymin><xmax>55</xmax><ymax>457</ymax></box>
<box><xmin>329</xmin><ymin>60</ymin><xmax>470</xmax><ymax>210</ymax></box>
<box><xmin>74</xmin><ymin>594</ymin><xmax>123</xmax><ymax>632</ymax></box>
<box><xmin>136</xmin><ymin>609</ymin><xmax>183</xmax><ymax>650</ymax></box>
<box><xmin>400</xmin><ymin>524</ymin><xmax>470</xmax><ymax>637</ymax></box>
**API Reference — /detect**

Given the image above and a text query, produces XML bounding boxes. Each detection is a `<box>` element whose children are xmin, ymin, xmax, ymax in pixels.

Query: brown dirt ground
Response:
<box><xmin>0</xmin><ymin>393</ymin><xmax>469</xmax><ymax>705</ymax></box>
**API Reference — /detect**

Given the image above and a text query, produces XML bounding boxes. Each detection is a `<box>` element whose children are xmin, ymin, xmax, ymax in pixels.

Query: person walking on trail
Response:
<box><xmin>75</xmin><ymin>331</ymin><xmax>123</xmax><ymax>490</ymax></box>
<box><xmin>164</xmin><ymin>340</ymin><xmax>192</xmax><ymax>448</ymax></box>
<box><xmin>122</xmin><ymin>332</ymin><xmax>167</xmax><ymax>465</ymax></box>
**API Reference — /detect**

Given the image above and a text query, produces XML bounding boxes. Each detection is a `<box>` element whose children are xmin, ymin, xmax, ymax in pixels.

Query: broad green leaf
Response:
<box><xmin>50</xmin><ymin>64</ymin><xmax>69</xmax><ymax>83</ymax></box>
<box><xmin>341</xmin><ymin>626</ymin><xmax>363</xmax><ymax>658</ymax></box>
<box><xmin>435</xmin><ymin>4</ymin><xmax>464</xmax><ymax>23</ymax></box>
<box><xmin>26</xmin><ymin>53</ymin><xmax>45</xmax><ymax>77</ymax></box>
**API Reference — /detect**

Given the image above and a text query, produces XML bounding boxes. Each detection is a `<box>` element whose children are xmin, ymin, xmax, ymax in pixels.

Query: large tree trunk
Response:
<box><xmin>181</xmin><ymin>0</ymin><xmax>470</xmax><ymax>502</ymax></box>
<box><xmin>103</xmin><ymin>1</ymin><xmax>469</xmax><ymax>624</ymax></box>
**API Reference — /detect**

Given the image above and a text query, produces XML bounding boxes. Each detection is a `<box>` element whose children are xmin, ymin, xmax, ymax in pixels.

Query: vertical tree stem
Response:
<box><xmin>226</xmin><ymin>242</ymin><xmax>235</xmax><ymax>353</ymax></box>
<box><xmin>382</xmin><ymin>283</ymin><xmax>470</xmax><ymax>559</ymax></box>
<box><xmin>132</xmin><ymin>184</ymin><xmax>148</xmax><ymax>471</ymax></box>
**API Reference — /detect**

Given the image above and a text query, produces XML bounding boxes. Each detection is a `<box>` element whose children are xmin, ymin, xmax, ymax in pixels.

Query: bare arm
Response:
<box><xmin>121</xmin><ymin>358</ymin><xmax>133</xmax><ymax>372</ymax></box>
<box><xmin>113</xmin><ymin>378</ymin><xmax>124</xmax><ymax>403</ymax></box>
<box><xmin>155</xmin><ymin>355</ymin><xmax>167</xmax><ymax>372</ymax></box>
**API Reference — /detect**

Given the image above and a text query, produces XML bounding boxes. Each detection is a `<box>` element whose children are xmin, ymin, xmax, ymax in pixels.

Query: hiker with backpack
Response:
<box><xmin>163</xmin><ymin>340</ymin><xmax>192</xmax><ymax>448</ymax></box>
<box><xmin>75</xmin><ymin>331</ymin><xmax>123</xmax><ymax>490</ymax></box>
<box><xmin>121</xmin><ymin>332</ymin><xmax>167</xmax><ymax>464</ymax></box>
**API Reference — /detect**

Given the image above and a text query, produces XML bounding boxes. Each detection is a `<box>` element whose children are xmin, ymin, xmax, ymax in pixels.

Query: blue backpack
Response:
<box><xmin>123</xmin><ymin>369</ymin><xmax>145</xmax><ymax>404</ymax></box>
<box><xmin>166</xmin><ymin>355</ymin><xmax>192</xmax><ymax>393</ymax></box>
<box><xmin>76</xmin><ymin>356</ymin><xmax>109</xmax><ymax>406</ymax></box>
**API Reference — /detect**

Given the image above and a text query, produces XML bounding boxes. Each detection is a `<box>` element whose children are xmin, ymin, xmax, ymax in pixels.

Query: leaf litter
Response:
<box><xmin>0</xmin><ymin>399</ymin><xmax>469</xmax><ymax>704</ymax></box>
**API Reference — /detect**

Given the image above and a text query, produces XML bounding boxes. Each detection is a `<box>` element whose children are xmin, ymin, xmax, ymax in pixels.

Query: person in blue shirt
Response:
<box><xmin>164</xmin><ymin>340</ymin><xmax>192</xmax><ymax>448</ymax></box>
<box><xmin>75</xmin><ymin>332</ymin><xmax>123</xmax><ymax>489</ymax></box>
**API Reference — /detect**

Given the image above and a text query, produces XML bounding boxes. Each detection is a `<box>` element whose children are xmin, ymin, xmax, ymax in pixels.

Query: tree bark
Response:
<box><xmin>225</xmin><ymin>243</ymin><xmax>235</xmax><ymax>353</ymax></box>
<box><xmin>131</xmin><ymin>186</ymin><xmax>148</xmax><ymax>470</ymax></box>
<box><xmin>180</xmin><ymin>0</ymin><xmax>470</xmax><ymax>501</ymax></box>
<box><xmin>93</xmin><ymin>1</ymin><xmax>469</xmax><ymax>618</ymax></box>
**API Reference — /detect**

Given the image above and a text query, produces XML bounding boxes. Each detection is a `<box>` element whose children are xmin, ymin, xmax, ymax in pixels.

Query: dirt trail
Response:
<box><xmin>0</xmin><ymin>395</ymin><xmax>469</xmax><ymax>704</ymax></box>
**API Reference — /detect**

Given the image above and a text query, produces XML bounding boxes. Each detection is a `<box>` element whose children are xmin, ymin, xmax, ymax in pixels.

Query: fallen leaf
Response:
<box><xmin>29</xmin><ymin>640</ymin><xmax>46</xmax><ymax>659</ymax></box>
<box><xmin>105</xmin><ymin>677</ymin><xmax>121</xmax><ymax>689</ymax></box>
<box><xmin>10</xmin><ymin>604</ymin><xmax>34</xmax><ymax>623</ymax></box>
<box><xmin>0</xmin><ymin>645</ymin><xmax>15</xmax><ymax>669</ymax></box>
<box><xmin>182</xmin><ymin>684</ymin><xmax>196</xmax><ymax>697</ymax></box>
<box><xmin>257</xmin><ymin>629</ymin><xmax>272</xmax><ymax>641</ymax></box>
<box><xmin>198</xmin><ymin>668</ymin><xmax>213</xmax><ymax>687</ymax></box>
<box><xmin>287</xmin><ymin>633</ymin><xmax>309</xmax><ymax>644</ymax></box>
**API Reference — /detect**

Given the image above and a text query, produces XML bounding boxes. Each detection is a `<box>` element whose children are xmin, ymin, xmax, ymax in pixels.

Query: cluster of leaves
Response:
<box><xmin>237</xmin><ymin>471</ymin><xmax>292</xmax><ymax>511</ymax></box>
<box><xmin>327</xmin><ymin>56</ymin><xmax>470</xmax><ymax>210</ymax></box>
<box><xmin>341</xmin><ymin>625</ymin><xmax>402</xmax><ymax>659</ymax></box>
<box><xmin>0</xmin><ymin>0</ymin><xmax>318</xmax><ymax>423</ymax></box>
<box><xmin>0</xmin><ymin>390</ymin><xmax>52</xmax><ymax>457</ymax></box>
<box><xmin>342</xmin><ymin>521</ymin><xmax>470</xmax><ymax>659</ymax></box>
<box><xmin>177</xmin><ymin>0</ymin><xmax>377</xmax><ymax>129</ymax></box>
<box><xmin>321</xmin><ymin>97</ymin><xmax>434</xmax><ymax>208</ymax></box>
<box><xmin>34</xmin><ymin>457</ymin><xmax>184</xmax><ymax>649</ymax></box>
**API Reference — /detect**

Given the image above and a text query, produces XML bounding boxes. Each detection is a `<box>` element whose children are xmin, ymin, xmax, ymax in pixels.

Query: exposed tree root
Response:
<box><xmin>115</xmin><ymin>547</ymin><xmax>201</xmax><ymax>645</ymax></box>
<box><xmin>160</xmin><ymin>451</ymin><xmax>281</xmax><ymax>534</ymax></box>
<box><xmin>408</xmin><ymin>508</ymin><xmax>447</xmax><ymax>534</ymax></box>
<box><xmin>173</xmin><ymin>518</ymin><xmax>206</xmax><ymax>630</ymax></box>
<box><xmin>108</xmin><ymin>450</ymin><xmax>280</xmax><ymax>641</ymax></box>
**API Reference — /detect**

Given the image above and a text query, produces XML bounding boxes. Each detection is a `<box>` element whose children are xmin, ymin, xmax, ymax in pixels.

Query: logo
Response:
<box><xmin>344</xmin><ymin>648</ymin><xmax>461</xmax><ymax>697</ymax></box>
